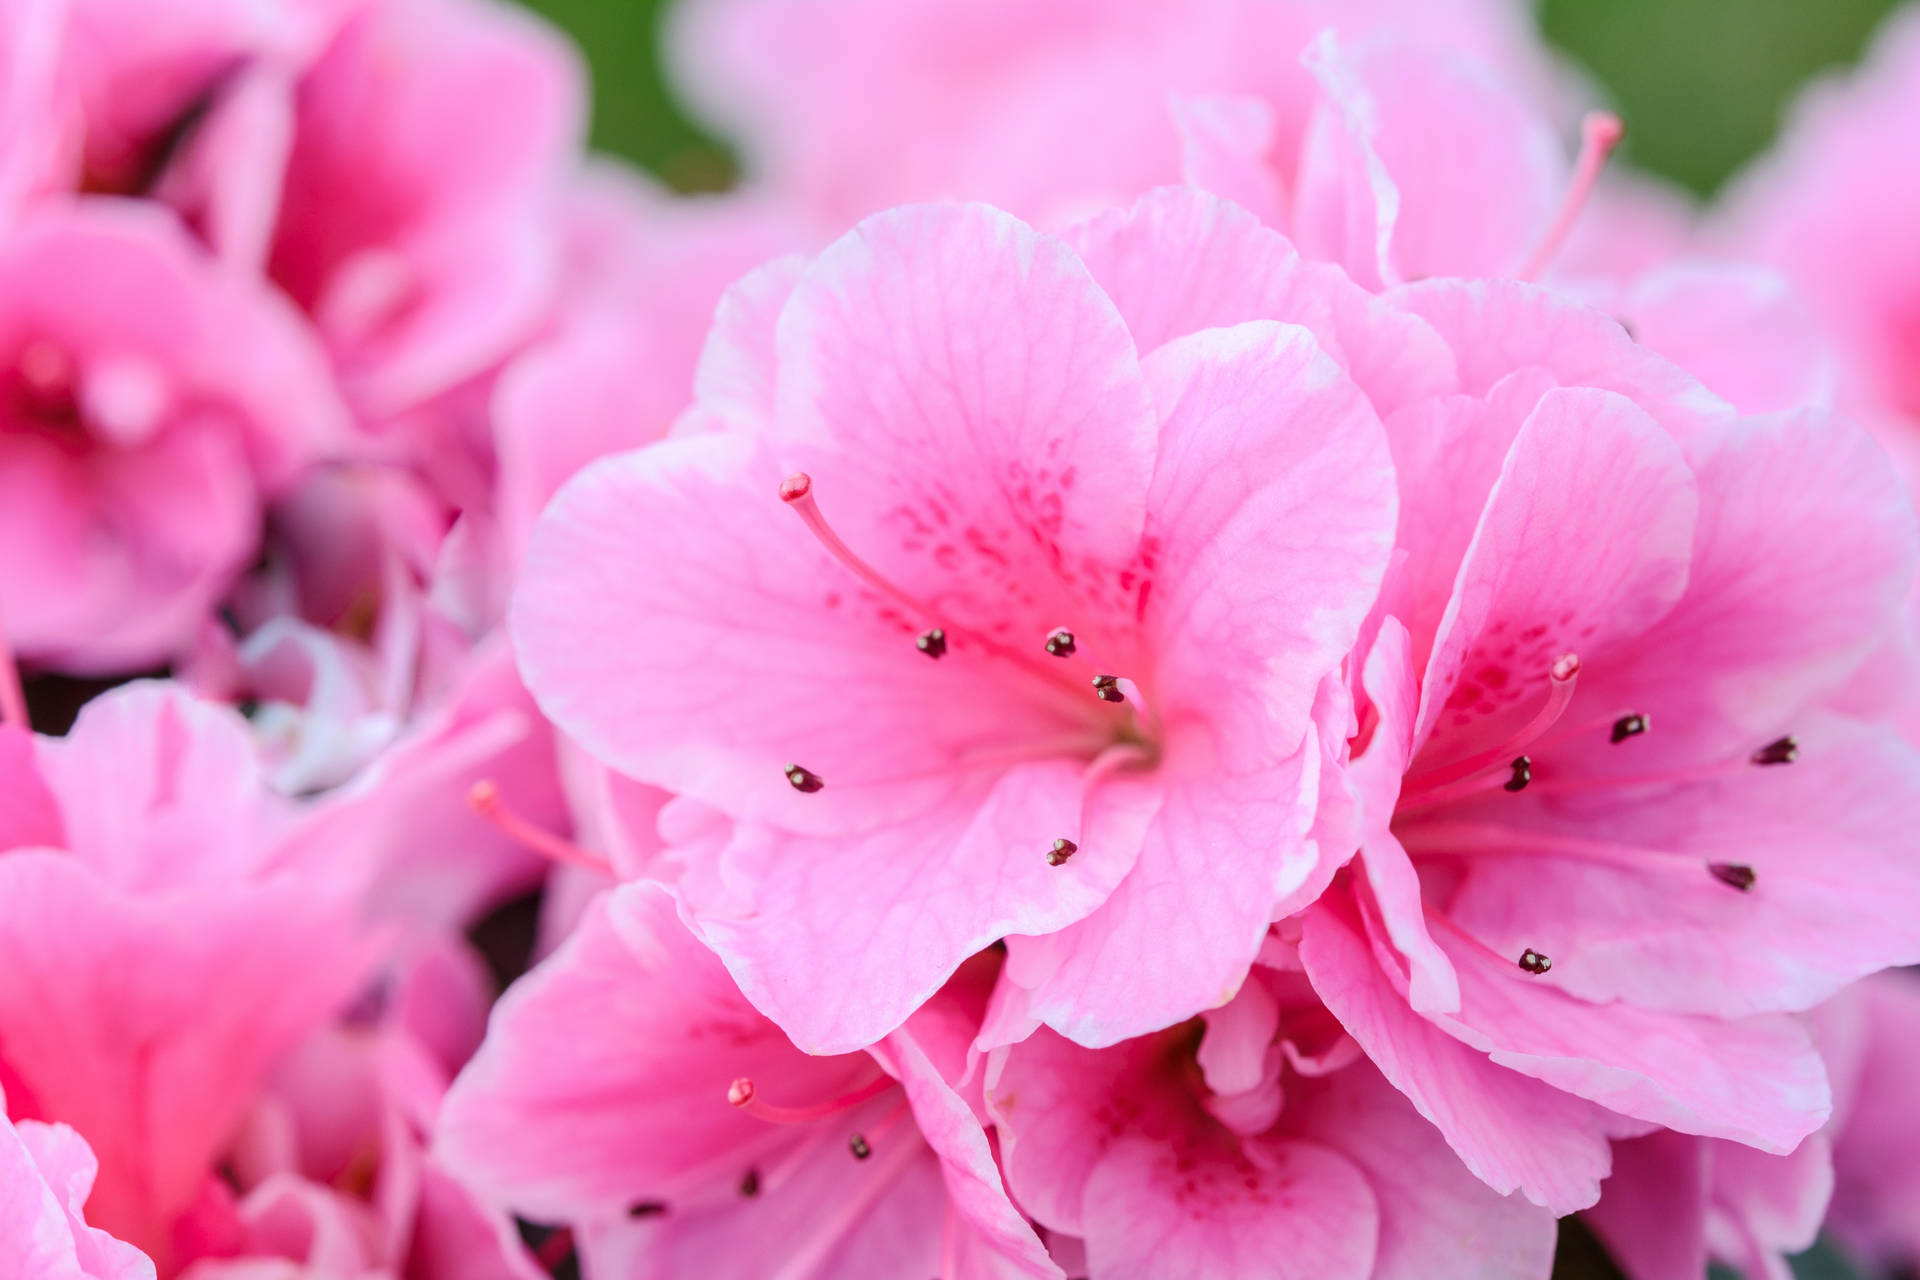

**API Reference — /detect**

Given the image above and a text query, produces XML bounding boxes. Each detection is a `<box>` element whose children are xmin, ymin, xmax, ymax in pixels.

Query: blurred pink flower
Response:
<box><xmin>266</xmin><ymin>0</ymin><xmax>584</xmax><ymax>423</ymax></box>
<box><xmin>512</xmin><ymin>197</ymin><xmax>1403</xmax><ymax>1053</ymax></box>
<box><xmin>0</xmin><ymin>200</ymin><xmax>348</xmax><ymax>673</ymax></box>
<box><xmin>668</xmin><ymin>0</ymin><xmax>1565</xmax><ymax>229</ymax></box>
<box><xmin>1295</xmin><ymin>278</ymin><xmax>1920</xmax><ymax>1213</ymax></box>
<box><xmin>1721</xmin><ymin>7</ymin><xmax>1920</xmax><ymax>442</ymax></box>
<box><xmin>2</xmin><ymin>1091</ymin><xmax>155</xmax><ymax>1280</ymax></box>
<box><xmin>0</xmin><ymin>684</ymin><xmax>376</xmax><ymax>1271</ymax></box>
<box><xmin>1818</xmin><ymin>971</ymin><xmax>1920</xmax><ymax>1275</ymax></box>
<box><xmin>181</xmin><ymin>936</ymin><xmax>542</xmax><ymax>1280</ymax></box>
<box><xmin>437</xmin><ymin>883</ymin><xmax>1059</xmax><ymax>1279</ymax></box>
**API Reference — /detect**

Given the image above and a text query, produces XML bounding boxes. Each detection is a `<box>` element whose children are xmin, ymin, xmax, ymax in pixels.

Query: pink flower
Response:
<box><xmin>436</xmin><ymin>883</ymin><xmax>1059</xmax><ymax>1279</ymax></box>
<box><xmin>0</xmin><ymin>684</ymin><xmax>375</xmax><ymax>1270</ymax></box>
<box><xmin>181</xmin><ymin>936</ymin><xmax>543</xmax><ymax>1280</ymax></box>
<box><xmin>1187</xmin><ymin>32</ymin><xmax>1835</xmax><ymax>417</ymax></box>
<box><xmin>987</xmin><ymin>948</ymin><xmax>1555</xmax><ymax>1280</ymax></box>
<box><xmin>0</xmin><ymin>200</ymin><xmax>348</xmax><ymax>674</ymax></box>
<box><xmin>1582</xmin><ymin>1127</ymin><xmax>1832</xmax><ymax>1280</ymax></box>
<box><xmin>667</xmin><ymin>0</ymin><xmax>1562</xmax><ymax>229</ymax></box>
<box><xmin>1579</xmin><ymin>973</ymin><xmax>1920</xmax><ymax>1280</ymax></box>
<box><xmin>1816</xmin><ymin>971</ymin><xmax>1920</xmax><ymax>1275</ymax></box>
<box><xmin>266</xmin><ymin>0</ymin><xmax>584</xmax><ymax>421</ymax></box>
<box><xmin>1720</xmin><ymin>7</ymin><xmax>1920</xmax><ymax>439</ymax></box>
<box><xmin>3</xmin><ymin>1091</ymin><xmax>155</xmax><ymax>1280</ymax></box>
<box><xmin>512</xmin><ymin>195</ymin><xmax>1405</xmax><ymax>1053</ymax></box>
<box><xmin>1294</xmin><ymin>276</ymin><xmax>1920</xmax><ymax>1214</ymax></box>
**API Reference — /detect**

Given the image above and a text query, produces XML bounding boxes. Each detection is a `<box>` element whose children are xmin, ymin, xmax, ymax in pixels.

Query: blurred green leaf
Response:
<box><xmin>513</xmin><ymin>0</ymin><xmax>735</xmax><ymax>189</ymax></box>
<box><xmin>1538</xmin><ymin>0</ymin><xmax>1904</xmax><ymax>194</ymax></box>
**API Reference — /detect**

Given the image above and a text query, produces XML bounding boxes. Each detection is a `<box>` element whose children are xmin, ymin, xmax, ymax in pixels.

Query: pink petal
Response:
<box><xmin>1413</xmin><ymin>385</ymin><xmax>1698</xmax><ymax>759</ymax></box>
<box><xmin>1283</xmin><ymin>1065</ymin><xmax>1557</xmax><ymax>1280</ymax></box>
<box><xmin>436</xmin><ymin>884</ymin><xmax>872</xmax><ymax>1219</ymax></box>
<box><xmin>1063</xmin><ymin>186</ymin><xmax>1454</xmax><ymax>414</ymax></box>
<box><xmin>1079</xmin><ymin>1136</ymin><xmax>1378</xmax><ymax>1280</ymax></box>
<box><xmin>1299</xmin><ymin>892</ymin><xmax>1633</xmax><ymax>1214</ymax></box>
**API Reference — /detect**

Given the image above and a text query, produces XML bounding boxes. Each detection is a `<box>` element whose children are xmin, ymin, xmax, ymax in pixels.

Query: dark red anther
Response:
<box><xmin>1503</xmin><ymin>756</ymin><xmax>1532</xmax><ymax>792</ymax></box>
<box><xmin>1709</xmin><ymin>862</ymin><xmax>1757</xmax><ymax>892</ymax></box>
<box><xmin>739</xmin><ymin>1169</ymin><xmax>761</xmax><ymax>1198</ymax></box>
<box><xmin>628</xmin><ymin>1201</ymin><xmax>667</xmax><ymax>1219</ymax></box>
<box><xmin>1752</xmin><ymin>736</ymin><xmax>1798</xmax><ymax>766</ymax></box>
<box><xmin>1048</xmin><ymin>838</ymin><xmax>1078</xmax><ymax>867</ymax></box>
<box><xmin>1092</xmin><ymin>674</ymin><xmax>1125</xmax><ymax>704</ymax></box>
<box><xmin>849</xmin><ymin>1134</ymin><xmax>872</xmax><ymax>1160</ymax></box>
<box><xmin>1518</xmin><ymin>949</ymin><xmax>1553</xmax><ymax>975</ymax></box>
<box><xmin>1045</xmin><ymin>628</ymin><xmax>1077</xmax><ymax>657</ymax></box>
<box><xmin>785</xmin><ymin>764</ymin><xmax>825</xmax><ymax>793</ymax></box>
<box><xmin>1610</xmin><ymin>713</ymin><xmax>1648</xmax><ymax>743</ymax></box>
<box><xmin>915</xmin><ymin>628</ymin><xmax>947</xmax><ymax>658</ymax></box>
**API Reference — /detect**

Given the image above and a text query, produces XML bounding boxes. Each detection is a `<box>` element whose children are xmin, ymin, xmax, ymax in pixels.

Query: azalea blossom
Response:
<box><xmin>1294</xmin><ymin>274</ymin><xmax>1920</xmax><ymax>1214</ymax></box>
<box><xmin>0</xmin><ymin>683</ymin><xmax>379</xmax><ymax>1269</ymax></box>
<box><xmin>513</xmin><ymin>195</ymin><xmax>1403</xmax><ymax>1053</ymax></box>
<box><xmin>0</xmin><ymin>201</ymin><xmax>348</xmax><ymax>673</ymax></box>
<box><xmin>987</xmin><ymin>945</ymin><xmax>1555</xmax><ymax>1280</ymax></box>
<box><xmin>438</xmin><ymin>883</ymin><xmax>1058</xmax><ymax>1279</ymax></box>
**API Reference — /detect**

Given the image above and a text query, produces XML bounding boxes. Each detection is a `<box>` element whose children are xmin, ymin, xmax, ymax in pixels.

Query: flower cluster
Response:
<box><xmin>6</xmin><ymin>1</ymin><xmax>1920</xmax><ymax>1278</ymax></box>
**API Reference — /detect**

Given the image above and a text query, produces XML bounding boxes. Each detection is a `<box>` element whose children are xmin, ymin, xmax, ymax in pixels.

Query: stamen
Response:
<box><xmin>779</xmin><ymin>473</ymin><xmax>1107</xmax><ymax>710</ymax></box>
<box><xmin>467</xmin><ymin>781</ymin><xmax>611</xmax><ymax>875</ymax></box>
<box><xmin>1400</xmin><ymin>655</ymin><xmax>1579</xmax><ymax>804</ymax></box>
<box><xmin>1520</xmin><ymin>112</ymin><xmax>1625</xmax><ymax>280</ymax></box>
<box><xmin>1399</xmin><ymin>822</ymin><xmax>1764</xmax><ymax>904</ymax></box>
<box><xmin>1047</xmin><ymin>838</ymin><xmax>1078</xmax><ymax>866</ymax></box>
<box><xmin>739</xmin><ymin>1168</ymin><xmax>761</xmax><ymax>1198</ymax></box>
<box><xmin>727</xmin><ymin>1074</ymin><xmax>896</xmax><ymax>1125</ymax></box>
<box><xmin>1709</xmin><ymin>862</ymin><xmax>1757</xmax><ymax>892</ymax></box>
<box><xmin>1517</xmin><ymin>949</ymin><xmax>1553</xmax><ymax>975</ymax></box>
<box><xmin>848</xmin><ymin>1134</ymin><xmax>872</xmax><ymax>1160</ymax></box>
<box><xmin>781</xmin><ymin>473</ymin><xmax>943</xmax><ymax>626</ymax></box>
<box><xmin>1045</xmin><ymin>628</ymin><xmax>1077</xmax><ymax>657</ymax></box>
<box><xmin>1503</xmin><ymin>756</ymin><xmax>1532</xmax><ymax>792</ymax></box>
<box><xmin>1751</xmin><ymin>736</ymin><xmax>1798</xmax><ymax>766</ymax></box>
<box><xmin>785</xmin><ymin>763</ymin><xmax>825</xmax><ymax>793</ymax></box>
<box><xmin>1092</xmin><ymin>674</ymin><xmax>1125</xmax><ymax>704</ymax></box>
<box><xmin>1610</xmin><ymin>713</ymin><xmax>1649</xmax><ymax>743</ymax></box>
<box><xmin>627</xmin><ymin>1201</ymin><xmax>667</xmax><ymax>1218</ymax></box>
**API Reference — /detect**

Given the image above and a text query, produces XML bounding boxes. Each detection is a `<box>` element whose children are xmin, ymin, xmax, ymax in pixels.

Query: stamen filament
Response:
<box><xmin>727</xmin><ymin>1073</ymin><xmax>896</xmax><ymax>1125</ymax></box>
<box><xmin>782</xmin><ymin>473</ymin><xmax>942</xmax><ymax>628</ymax></box>
<box><xmin>1402</xmin><ymin>655</ymin><xmax>1579</xmax><ymax>799</ymax></box>
<box><xmin>467</xmin><ymin>780</ymin><xmax>611</xmax><ymax>875</ymax></box>
<box><xmin>780</xmin><ymin>472</ymin><xmax>1117</xmax><ymax>713</ymax></box>
<box><xmin>1395</xmin><ymin>756</ymin><xmax>1531</xmax><ymax>814</ymax></box>
<box><xmin>1520</xmin><ymin>112</ymin><xmax>1625</xmax><ymax>280</ymax></box>
<box><xmin>1398</xmin><ymin>820</ymin><xmax>1695</xmax><ymax>870</ymax></box>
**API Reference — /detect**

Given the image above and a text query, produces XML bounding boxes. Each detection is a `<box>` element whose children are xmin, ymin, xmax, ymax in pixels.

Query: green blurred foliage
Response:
<box><xmin>1539</xmin><ymin>0</ymin><xmax>1904</xmax><ymax>194</ymax></box>
<box><xmin>507</xmin><ymin>0</ymin><xmax>1907</xmax><ymax>1276</ymax></box>
<box><xmin>514</xmin><ymin>0</ymin><xmax>735</xmax><ymax>190</ymax></box>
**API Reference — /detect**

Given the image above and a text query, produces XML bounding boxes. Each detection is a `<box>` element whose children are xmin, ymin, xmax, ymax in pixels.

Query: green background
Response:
<box><xmin>504</xmin><ymin>1</ymin><xmax>1908</xmax><ymax>1276</ymax></box>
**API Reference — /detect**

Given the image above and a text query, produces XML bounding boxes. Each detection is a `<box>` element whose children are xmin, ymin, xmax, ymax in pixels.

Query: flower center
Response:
<box><xmin>1390</xmin><ymin>655</ymin><xmax>1794</xmax><ymax>909</ymax></box>
<box><xmin>778</xmin><ymin>472</ymin><xmax>1160</xmax><ymax>864</ymax></box>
